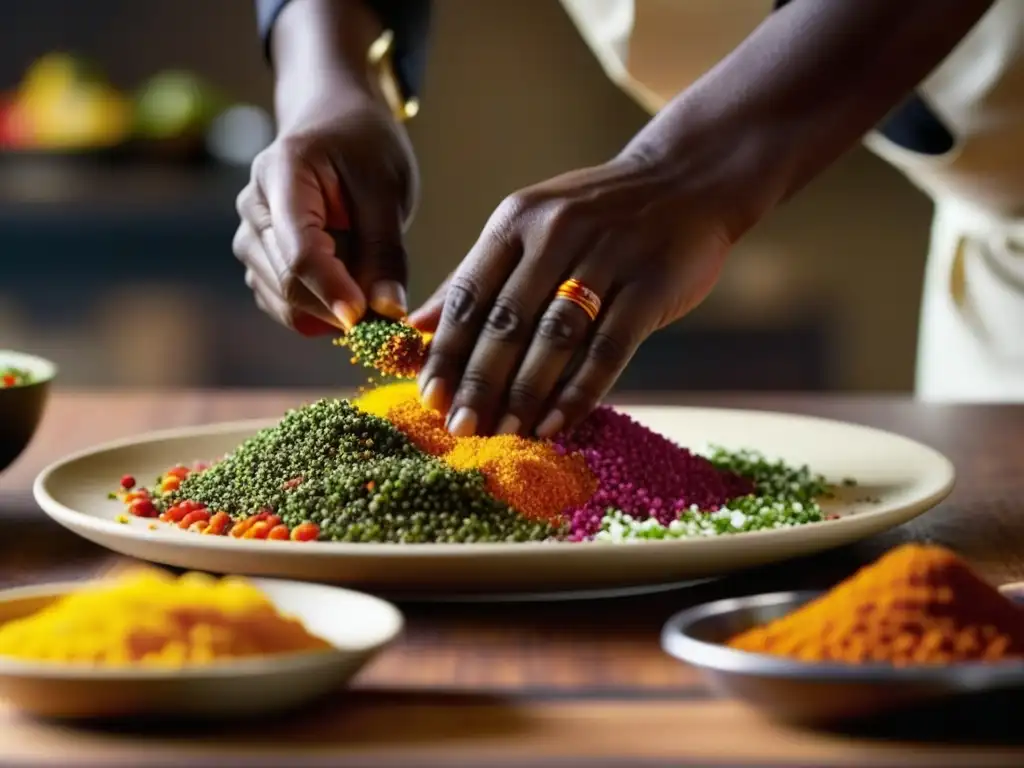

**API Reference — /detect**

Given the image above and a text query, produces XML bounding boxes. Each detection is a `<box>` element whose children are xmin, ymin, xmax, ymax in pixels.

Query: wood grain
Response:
<box><xmin>2</xmin><ymin>390</ymin><xmax>1024</xmax><ymax>766</ymax></box>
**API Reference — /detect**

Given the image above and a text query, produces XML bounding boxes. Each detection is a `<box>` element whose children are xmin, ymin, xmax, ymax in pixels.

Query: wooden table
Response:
<box><xmin>3</xmin><ymin>390</ymin><xmax>1024</xmax><ymax>767</ymax></box>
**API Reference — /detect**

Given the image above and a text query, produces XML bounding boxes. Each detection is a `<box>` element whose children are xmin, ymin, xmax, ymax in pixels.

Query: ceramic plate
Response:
<box><xmin>0</xmin><ymin>577</ymin><xmax>403</xmax><ymax>719</ymax></box>
<box><xmin>33</xmin><ymin>406</ymin><xmax>955</xmax><ymax>595</ymax></box>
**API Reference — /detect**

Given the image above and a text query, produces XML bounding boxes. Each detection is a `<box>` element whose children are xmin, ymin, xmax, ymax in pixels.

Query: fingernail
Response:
<box><xmin>535</xmin><ymin>410</ymin><xmax>565</xmax><ymax>438</ymax></box>
<box><xmin>331</xmin><ymin>301</ymin><xmax>362</xmax><ymax>332</ymax></box>
<box><xmin>496</xmin><ymin>415</ymin><xmax>521</xmax><ymax>436</ymax></box>
<box><xmin>447</xmin><ymin>407</ymin><xmax>478</xmax><ymax>437</ymax></box>
<box><xmin>370</xmin><ymin>280</ymin><xmax>408</xmax><ymax>319</ymax></box>
<box><xmin>420</xmin><ymin>377</ymin><xmax>447</xmax><ymax>413</ymax></box>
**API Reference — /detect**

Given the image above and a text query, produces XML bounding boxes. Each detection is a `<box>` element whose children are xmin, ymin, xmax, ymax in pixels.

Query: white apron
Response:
<box><xmin>558</xmin><ymin>0</ymin><xmax>1024</xmax><ymax>401</ymax></box>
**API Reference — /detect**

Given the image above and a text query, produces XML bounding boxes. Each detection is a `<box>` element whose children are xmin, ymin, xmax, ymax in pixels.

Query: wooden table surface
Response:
<box><xmin>3</xmin><ymin>390</ymin><xmax>1024</xmax><ymax>767</ymax></box>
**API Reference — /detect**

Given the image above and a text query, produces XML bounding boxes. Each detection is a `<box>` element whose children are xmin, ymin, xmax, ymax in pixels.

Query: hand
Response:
<box><xmin>233</xmin><ymin>93</ymin><xmax>417</xmax><ymax>336</ymax></box>
<box><xmin>408</xmin><ymin>152</ymin><xmax>733</xmax><ymax>438</ymax></box>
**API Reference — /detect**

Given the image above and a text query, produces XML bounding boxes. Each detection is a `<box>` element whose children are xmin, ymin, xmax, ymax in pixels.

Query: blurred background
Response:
<box><xmin>0</xmin><ymin>0</ymin><xmax>933</xmax><ymax>393</ymax></box>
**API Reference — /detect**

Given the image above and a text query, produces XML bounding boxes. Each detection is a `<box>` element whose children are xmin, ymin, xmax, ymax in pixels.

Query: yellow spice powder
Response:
<box><xmin>0</xmin><ymin>570</ymin><xmax>330</xmax><ymax>667</ymax></box>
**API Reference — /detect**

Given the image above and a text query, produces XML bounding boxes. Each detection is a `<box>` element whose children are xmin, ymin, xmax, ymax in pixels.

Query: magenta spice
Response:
<box><xmin>554</xmin><ymin>407</ymin><xmax>754</xmax><ymax>539</ymax></box>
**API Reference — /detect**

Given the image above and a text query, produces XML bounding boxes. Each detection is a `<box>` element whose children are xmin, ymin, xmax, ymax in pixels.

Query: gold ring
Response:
<box><xmin>555</xmin><ymin>278</ymin><xmax>602</xmax><ymax>321</ymax></box>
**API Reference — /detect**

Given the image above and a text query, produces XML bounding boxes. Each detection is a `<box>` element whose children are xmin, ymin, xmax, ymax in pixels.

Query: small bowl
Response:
<box><xmin>661</xmin><ymin>591</ymin><xmax>1024</xmax><ymax>726</ymax></box>
<box><xmin>0</xmin><ymin>350</ymin><xmax>56</xmax><ymax>473</ymax></box>
<box><xmin>0</xmin><ymin>577</ymin><xmax>403</xmax><ymax>719</ymax></box>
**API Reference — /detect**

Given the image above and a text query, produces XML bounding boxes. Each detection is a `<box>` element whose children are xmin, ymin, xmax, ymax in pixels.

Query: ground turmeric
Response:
<box><xmin>728</xmin><ymin>544</ymin><xmax>1024</xmax><ymax>665</ymax></box>
<box><xmin>0</xmin><ymin>570</ymin><xmax>330</xmax><ymax>666</ymax></box>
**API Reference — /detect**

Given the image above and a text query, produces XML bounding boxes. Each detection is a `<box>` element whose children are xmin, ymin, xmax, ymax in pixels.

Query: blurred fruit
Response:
<box><xmin>0</xmin><ymin>96</ymin><xmax>32</xmax><ymax>149</ymax></box>
<box><xmin>8</xmin><ymin>52</ymin><xmax>132</xmax><ymax>151</ymax></box>
<box><xmin>134</xmin><ymin>71</ymin><xmax>225</xmax><ymax>141</ymax></box>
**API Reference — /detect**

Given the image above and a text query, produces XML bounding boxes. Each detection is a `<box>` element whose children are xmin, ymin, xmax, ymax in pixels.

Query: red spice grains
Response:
<box><xmin>553</xmin><ymin>407</ymin><xmax>753</xmax><ymax>539</ymax></box>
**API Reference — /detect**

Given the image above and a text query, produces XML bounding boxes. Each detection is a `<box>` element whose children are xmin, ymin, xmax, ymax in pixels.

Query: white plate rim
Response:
<box><xmin>32</xmin><ymin>405</ymin><xmax>956</xmax><ymax>558</ymax></box>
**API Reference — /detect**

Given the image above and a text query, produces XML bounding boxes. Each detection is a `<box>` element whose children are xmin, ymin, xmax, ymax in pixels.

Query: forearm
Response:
<box><xmin>256</xmin><ymin>0</ymin><xmax>432</xmax><ymax>131</ymax></box>
<box><xmin>629</xmin><ymin>0</ymin><xmax>995</xmax><ymax>238</ymax></box>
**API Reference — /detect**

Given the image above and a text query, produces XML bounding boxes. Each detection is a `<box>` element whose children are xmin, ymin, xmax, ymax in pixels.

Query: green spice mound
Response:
<box><xmin>279</xmin><ymin>456</ymin><xmax>558</xmax><ymax>543</ymax></box>
<box><xmin>704</xmin><ymin>446</ymin><xmax>828</xmax><ymax>503</ymax></box>
<box><xmin>166</xmin><ymin>398</ymin><xmax>558</xmax><ymax>543</ymax></box>
<box><xmin>333</xmin><ymin>318</ymin><xmax>429</xmax><ymax>380</ymax></box>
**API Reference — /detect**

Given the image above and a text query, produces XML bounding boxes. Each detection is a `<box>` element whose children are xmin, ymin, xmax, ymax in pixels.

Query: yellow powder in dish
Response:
<box><xmin>0</xmin><ymin>570</ymin><xmax>330</xmax><ymax>667</ymax></box>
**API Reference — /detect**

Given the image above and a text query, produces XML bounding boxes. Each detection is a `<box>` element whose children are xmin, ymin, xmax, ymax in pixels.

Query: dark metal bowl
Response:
<box><xmin>661</xmin><ymin>590</ymin><xmax>1024</xmax><ymax>725</ymax></box>
<box><xmin>0</xmin><ymin>352</ymin><xmax>55</xmax><ymax>473</ymax></box>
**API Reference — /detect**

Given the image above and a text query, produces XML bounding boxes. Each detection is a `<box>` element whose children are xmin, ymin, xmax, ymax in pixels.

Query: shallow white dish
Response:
<box><xmin>0</xmin><ymin>577</ymin><xmax>403</xmax><ymax>719</ymax></box>
<box><xmin>33</xmin><ymin>406</ymin><xmax>956</xmax><ymax>595</ymax></box>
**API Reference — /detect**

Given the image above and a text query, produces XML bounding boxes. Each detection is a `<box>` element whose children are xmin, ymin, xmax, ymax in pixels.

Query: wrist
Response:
<box><xmin>621</xmin><ymin>102</ymin><xmax>791</xmax><ymax>243</ymax></box>
<box><xmin>272</xmin><ymin>0</ymin><xmax>389</xmax><ymax>130</ymax></box>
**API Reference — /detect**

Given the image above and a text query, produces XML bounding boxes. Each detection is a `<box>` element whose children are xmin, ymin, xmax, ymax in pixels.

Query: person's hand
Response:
<box><xmin>233</xmin><ymin>92</ymin><xmax>417</xmax><ymax>336</ymax></box>
<box><xmin>408</xmin><ymin>151</ymin><xmax>736</xmax><ymax>438</ymax></box>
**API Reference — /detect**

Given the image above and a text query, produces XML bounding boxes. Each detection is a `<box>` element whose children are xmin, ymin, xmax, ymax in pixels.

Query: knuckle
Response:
<box><xmin>250</xmin><ymin>148</ymin><xmax>275</xmax><ymax>183</ymax></box>
<box><xmin>443</xmin><ymin>276</ymin><xmax>483</xmax><ymax>326</ymax></box>
<box><xmin>496</xmin><ymin>191</ymin><xmax>534</xmax><ymax>223</ymax></box>
<box><xmin>544</xmin><ymin>199</ymin><xmax>585</xmax><ymax>239</ymax></box>
<box><xmin>235</xmin><ymin>186</ymin><xmax>253</xmax><ymax>218</ymax></box>
<box><xmin>559</xmin><ymin>381</ymin><xmax>602</xmax><ymax>410</ymax></box>
<box><xmin>244</xmin><ymin>269</ymin><xmax>257</xmax><ymax>289</ymax></box>
<box><xmin>537</xmin><ymin>308</ymin><xmax>586</xmax><ymax>349</ymax></box>
<box><xmin>483</xmin><ymin>296</ymin><xmax>528</xmax><ymax>342</ymax></box>
<box><xmin>507</xmin><ymin>382</ymin><xmax>544</xmax><ymax>412</ymax></box>
<box><xmin>587</xmin><ymin>331</ymin><xmax>632</xmax><ymax>369</ymax></box>
<box><xmin>231</xmin><ymin>227</ymin><xmax>249</xmax><ymax>261</ymax></box>
<box><xmin>455</xmin><ymin>371</ymin><xmax>495</xmax><ymax>402</ymax></box>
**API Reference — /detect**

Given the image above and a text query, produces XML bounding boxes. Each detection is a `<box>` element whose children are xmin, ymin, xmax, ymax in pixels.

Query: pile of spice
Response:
<box><xmin>354</xmin><ymin>382</ymin><xmax>596</xmax><ymax>526</ymax></box>
<box><xmin>728</xmin><ymin>544</ymin><xmax>1024</xmax><ymax>664</ymax></box>
<box><xmin>109</xmin><ymin>318</ymin><xmax>842</xmax><ymax>544</ymax></box>
<box><xmin>334</xmin><ymin>318</ymin><xmax>431</xmax><ymax>380</ymax></box>
<box><xmin>116</xmin><ymin>396</ymin><xmax>562</xmax><ymax>543</ymax></box>
<box><xmin>0</xmin><ymin>366</ymin><xmax>32</xmax><ymax>388</ymax></box>
<box><xmin>0</xmin><ymin>570</ymin><xmax>330</xmax><ymax>666</ymax></box>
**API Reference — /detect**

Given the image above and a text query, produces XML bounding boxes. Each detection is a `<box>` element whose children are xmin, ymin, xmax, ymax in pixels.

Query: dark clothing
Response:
<box><xmin>255</xmin><ymin>0</ymin><xmax>950</xmax><ymax>156</ymax></box>
<box><xmin>254</xmin><ymin>0</ymin><xmax>432</xmax><ymax>103</ymax></box>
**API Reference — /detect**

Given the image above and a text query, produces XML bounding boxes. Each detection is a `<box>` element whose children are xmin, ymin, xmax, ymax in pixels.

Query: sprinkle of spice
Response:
<box><xmin>334</xmin><ymin>318</ymin><xmax>431</xmax><ymax>380</ymax></box>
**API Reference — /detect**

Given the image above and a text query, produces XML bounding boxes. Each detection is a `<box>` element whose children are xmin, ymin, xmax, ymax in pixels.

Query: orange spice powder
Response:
<box><xmin>728</xmin><ymin>544</ymin><xmax>1024</xmax><ymax>665</ymax></box>
<box><xmin>445</xmin><ymin>435</ymin><xmax>597</xmax><ymax>526</ymax></box>
<box><xmin>353</xmin><ymin>383</ymin><xmax>595</xmax><ymax>523</ymax></box>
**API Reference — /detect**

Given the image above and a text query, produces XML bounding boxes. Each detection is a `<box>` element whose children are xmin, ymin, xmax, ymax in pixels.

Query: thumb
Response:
<box><xmin>261</xmin><ymin>149</ymin><xmax>366</xmax><ymax>330</ymax></box>
<box><xmin>355</xmin><ymin>205</ymin><xmax>410</xmax><ymax>321</ymax></box>
<box><xmin>407</xmin><ymin>274</ymin><xmax>450</xmax><ymax>333</ymax></box>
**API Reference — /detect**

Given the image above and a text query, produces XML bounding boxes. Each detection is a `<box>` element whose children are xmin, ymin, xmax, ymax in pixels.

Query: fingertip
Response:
<box><xmin>419</xmin><ymin>376</ymin><xmax>449</xmax><ymax>413</ymax></box>
<box><xmin>535</xmin><ymin>410</ymin><xmax>565</xmax><ymax>439</ymax></box>
<box><xmin>331</xmin><ymin>300</ymin><xmax>364</xmax><ymax>332</ymax></box>
<box><xmin>369</xmin><ymin>280</ymin><xmax>408</xmax><ymax>320</ymax></box>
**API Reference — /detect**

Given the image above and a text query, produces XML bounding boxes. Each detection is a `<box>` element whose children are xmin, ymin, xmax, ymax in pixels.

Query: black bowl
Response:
<box><xmin>0</xmin><ymin>351</ymin><xmax>56</xmax><ymax>472</ymax></box>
